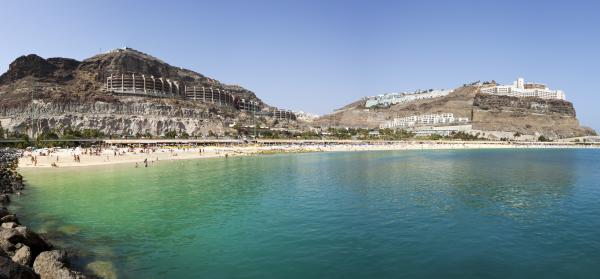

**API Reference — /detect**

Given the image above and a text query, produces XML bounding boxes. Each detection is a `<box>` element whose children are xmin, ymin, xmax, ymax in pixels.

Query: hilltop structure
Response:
<box><xmin>365</xmin><ymin>89</ymin><xmax>453</xmax><ymax>108</ymax></box>
<box><xmin>480</xmin><ymin>78</ymin><xmax>566</xmax><ymax>100</ymax></box>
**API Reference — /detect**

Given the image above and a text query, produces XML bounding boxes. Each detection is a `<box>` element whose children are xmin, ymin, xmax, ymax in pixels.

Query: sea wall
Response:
<box><xmin>0</xmin><ymin>148</ymin><xmax>88</xmax><ymax>278</ymax></box>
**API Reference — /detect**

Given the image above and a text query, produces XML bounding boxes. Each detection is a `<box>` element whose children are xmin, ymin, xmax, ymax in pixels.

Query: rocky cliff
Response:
<box><xmin>0</xmin><ymin>48</ymin><xmax>299</xmax><ymax>137</ymax></box>
<box><xmin>471</xmin><ymin>94</ymin><xmax>594</xmax><ymax>138</ymax></box>
<box><xmin>315</xmin><ymin>85</ymin><xmax>595</xmax><ymax>139</ymax></box>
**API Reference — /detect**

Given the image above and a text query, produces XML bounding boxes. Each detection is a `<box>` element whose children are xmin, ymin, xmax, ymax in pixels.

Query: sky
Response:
<box><xmin>1</xmin><ymin>0</ymin><xmax>599</xmax><ymax>130</ymax></box>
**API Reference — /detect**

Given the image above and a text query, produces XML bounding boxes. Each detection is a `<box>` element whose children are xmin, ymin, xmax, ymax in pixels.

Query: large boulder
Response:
<box><xmin>1</xmin><ymin>222</ymin><xmax>17</xmax><ymax>229</ymax></box>
<box><xmin>12</xmin><ymin>244</ymin><xmax>32</xmax><ymax>266</ymax></box>
<box><xmin>0</xmin><ymin>253</ymin><xmax>37</xmax><ymax>279</ymax></box>
<box><xmin>0</xmin><ymin>227</ymin><xmax>22</xmax><ymax>243</ymax></box>
<box><xmin>33</xmin><ymin>250</ymin><xmax>87</xmax><ymax>279</ymax></box>
<box><xmin>0</xmin><ymin>226</ymin><xmax>51</xmax><ymax>257</ymax></box>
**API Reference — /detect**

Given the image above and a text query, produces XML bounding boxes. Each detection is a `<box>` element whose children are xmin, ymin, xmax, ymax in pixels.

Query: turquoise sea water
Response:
<box><xmin>11</xmin><ymin>149</ymin><xmax>600</xmax><ymax>278</ymax></box>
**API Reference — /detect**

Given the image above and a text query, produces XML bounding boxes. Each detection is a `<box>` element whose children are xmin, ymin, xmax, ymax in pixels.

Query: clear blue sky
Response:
<box><xmin>1</xmin><ymin>0</ymin><xmax>599</xmax><ymax>130</ymax></box>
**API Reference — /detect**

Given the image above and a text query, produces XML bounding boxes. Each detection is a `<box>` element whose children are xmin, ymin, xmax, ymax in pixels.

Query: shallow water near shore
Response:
<box><xmin>11</xmin><ymin>149</ymin><xmax>600</xmax><ymax>278</ymax></box>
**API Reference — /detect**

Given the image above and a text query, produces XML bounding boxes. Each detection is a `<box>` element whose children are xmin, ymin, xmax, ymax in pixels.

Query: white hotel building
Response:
<box><xmin>480</xmin><ymin>78</ymin><xmax>566</xmax><ymax>100</ymax></box>
<box><xmin>380</xmin><ymin>113</ymin><xmax>469</xmax><ymax>129</ymax></box>
<box><xmin>365</xmin><ymin>89</ymin><xmax>453</xmax><ymax>108</ymax></box>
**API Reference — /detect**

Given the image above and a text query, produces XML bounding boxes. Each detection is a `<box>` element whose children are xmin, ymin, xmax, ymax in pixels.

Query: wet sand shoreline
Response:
<box><xmin>18</xmin><ymin>141</ymin><xmax>600</xmax><ymax>169</ymax></box>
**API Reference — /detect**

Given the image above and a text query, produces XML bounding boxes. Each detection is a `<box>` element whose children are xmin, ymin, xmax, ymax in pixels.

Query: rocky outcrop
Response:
<box><xmin>0</xmin><ymin>212</ymin><xmax>87</xmax><ymax>279</ymax></box>
<box><xmin>33</xmin><ymin>250</ymin><xmax>87</xmax><ymax>279</ymax></box>
<box><xmin>12</xmin><ymin>244</ymin><xmax>32</xmax><ymax>266</ymax></box>
<box><xmin>472</xmin><ymin>93</ymin><xmax>576</xmax><ymax>116</ymax></box>
<box><xmin>0</xmin><ymin>55</ymin><xmax>79</xmax><ymax>84</ymax></box>
<box><xmin>1</xmin><ymin>226</ymin><xmax>52</xmax><ymax>257</ymax></box>
<box><xmin>472</xmin><ymin>93</ymin><xmax>594</xmax><ymax>138</ymax></box>
<box><xmin>0</xmin><ymin>149</ymin><xmax>24</xmax><ymax>194</ymax></box>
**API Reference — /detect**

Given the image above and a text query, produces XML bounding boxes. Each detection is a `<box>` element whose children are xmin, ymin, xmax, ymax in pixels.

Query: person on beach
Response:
<box><xmin>144</xmin><ymin>158</ymin><xmax>148</xmax><ymax>168</ymax></box>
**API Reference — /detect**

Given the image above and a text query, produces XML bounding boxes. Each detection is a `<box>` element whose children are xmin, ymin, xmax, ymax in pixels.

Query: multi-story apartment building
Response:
<box><xmin>380</xmin><ymin>113</ymin><xmax>469</xmax><ymax>129</ymax></box>
<box><xmin>480</xmin><ymin>78</ymin><xmax>566</xmax><ymax>100</ymax></box>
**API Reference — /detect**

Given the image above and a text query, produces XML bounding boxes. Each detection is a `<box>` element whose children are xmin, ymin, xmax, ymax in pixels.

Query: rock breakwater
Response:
<box><xmin>0</xmin><ymin>148</ymin><xmax>89</xmax><ymax>279</ymax></box>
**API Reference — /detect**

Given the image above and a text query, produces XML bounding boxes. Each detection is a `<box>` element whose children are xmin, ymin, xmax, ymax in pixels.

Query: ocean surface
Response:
<box><xmin>12</xmin><ymin>149</ymin><xmax>600</xmax><ymax>278</ymax></box>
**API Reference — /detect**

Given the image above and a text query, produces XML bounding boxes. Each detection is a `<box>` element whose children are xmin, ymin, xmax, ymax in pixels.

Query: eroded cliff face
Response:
<box><xmin>0</xmin><ymin>97</ymin><xmax>239</xmax><ymax>136</ymax></box>
<box><xmin>471</xmin><ymin>94</ymin><xmax>593</xmax><ymax>138</ymax></box>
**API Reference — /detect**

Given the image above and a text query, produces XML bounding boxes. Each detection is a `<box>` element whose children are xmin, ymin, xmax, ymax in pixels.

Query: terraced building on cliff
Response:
<box><xmin>380</xmin><ymin>113</ymin><xmax>469</xmax><ymax>129</ymax></box>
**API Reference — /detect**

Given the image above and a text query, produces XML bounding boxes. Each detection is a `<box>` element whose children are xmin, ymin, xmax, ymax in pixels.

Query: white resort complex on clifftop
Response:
<box><xmin>365</xmin><ymin>89</ymin><xmax>453</xmax><ymax>108</ymax></box>
<box><xmin>480</xmin><ymin>78</ymin><xmax>566</xmax><ymax>100</ymax></box>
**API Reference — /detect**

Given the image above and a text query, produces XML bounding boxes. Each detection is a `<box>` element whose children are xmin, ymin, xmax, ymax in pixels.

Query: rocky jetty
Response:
<box><xmin>0</xmin><ymin>149</ymin><xmax>89</xmax><ymax>279</ymax></box>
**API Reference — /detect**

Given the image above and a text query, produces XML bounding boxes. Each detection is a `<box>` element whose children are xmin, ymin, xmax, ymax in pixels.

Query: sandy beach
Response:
<box><xmin>17</xmin><ymin>141</ymin><xmax>600</xmax><ymax>169</ymax></box>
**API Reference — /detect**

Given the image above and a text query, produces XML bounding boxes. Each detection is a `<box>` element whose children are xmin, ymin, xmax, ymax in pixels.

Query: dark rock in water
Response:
<box><xmin>0</xmin><ymin>227</ymin><xmax>22</xmax><ymax>243</ymax></box>
<box><xmin>11</xmin><ymin>244</ymin><xmax>32</xmax><ymax>266</ymax></box>
<box><xmin>15</xmin><ymin>226</ymin><xmax>52</xmax><ymax>257</ymax></box>
<box><xmin>85</xmin><ymin>260</ymin><xmax>117</xmax><ymax>279</ymax></box>
<box><xmin>0</xmin><ymin>214</ymin><xmax>18</xmax><ymax>223</ymax></box>
<box><xmin>0</xmin><ymin>194</ymin><xmax>9</xmax><ymax>204</ymax></box>
<box><xmin>0</xmin><ymin>253</ymin><xmax>37</xmax><ymax>279</ymax></box>
<box><xmin>33</xmin><ymin>250</ymin><xmax>88</xmax><ymax>279</ymax></box>
<box><xmin>0</xmin><ymin>207</ymin><xmax>9</xmax><ymax>219</ymax></box>
<box><xmin>0</xmin><ymin>238</ymin><xmax>15</xmax><ymax>255</ymax></box>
